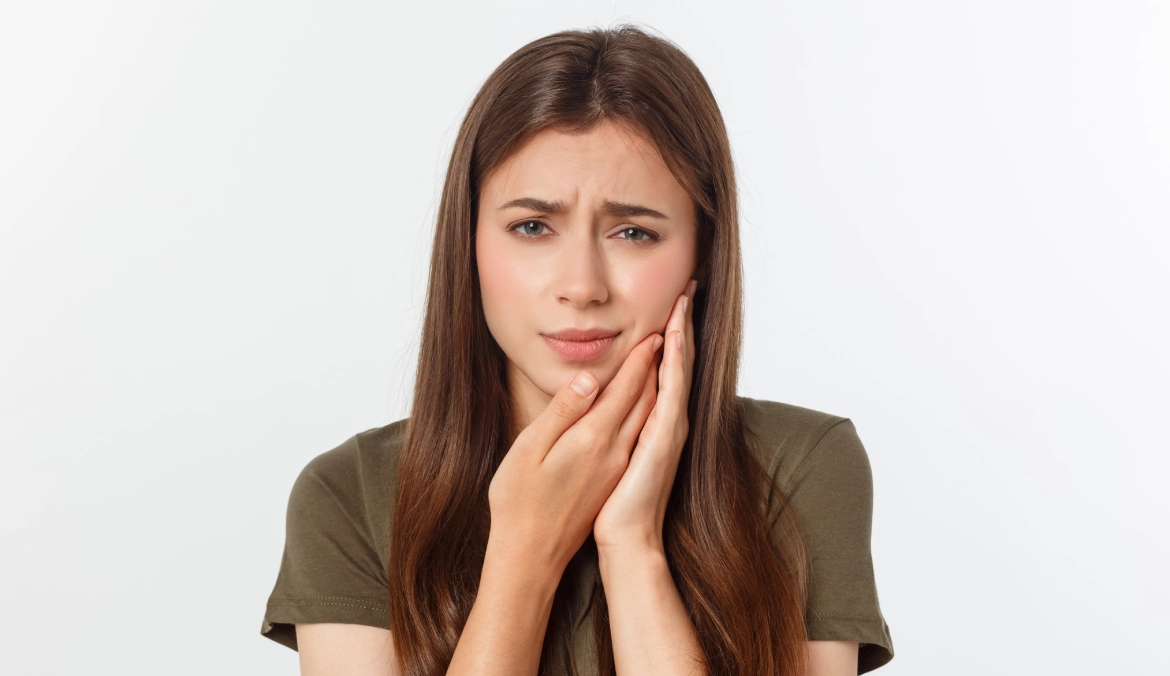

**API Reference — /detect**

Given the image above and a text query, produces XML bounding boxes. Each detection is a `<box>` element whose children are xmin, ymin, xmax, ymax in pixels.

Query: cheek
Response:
<box><xmin>476</xmin><ymin>234</ymin><xmax>533</xmax><ymax>341</ymax></box>
<box><xmin>476</xmin><ymin>239</ymin><xmax>502</xmax><ymax>307</ymax></box>
<box><xmin>616</xmin><ymin>254</ymin><xmax>692</xmax><ymax>329</ymax></box>
<box><xmin>477</xmin><ymin>239</ymin><xmax>507</xmax><ymax>325</ymax></box>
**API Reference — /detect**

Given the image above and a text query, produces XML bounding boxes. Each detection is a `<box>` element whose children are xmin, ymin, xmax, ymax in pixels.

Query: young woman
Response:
<box><xmin>261</xmin><ymin>24</ymin><xmax>894</xmax><ymax>676</ymax></box>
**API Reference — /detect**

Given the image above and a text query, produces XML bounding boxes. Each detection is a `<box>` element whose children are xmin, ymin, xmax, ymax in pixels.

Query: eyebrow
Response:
<box><xmin>497</xmin><ymin>197</ymin><xmax>669</xmax><ymax>220</ymax></box>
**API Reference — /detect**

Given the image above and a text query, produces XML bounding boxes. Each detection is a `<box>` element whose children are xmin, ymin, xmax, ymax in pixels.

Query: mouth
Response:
<box><xmin>540</xmin><ymin>329</ymin><xmax>621</xmax><ymax>362</ymax></box>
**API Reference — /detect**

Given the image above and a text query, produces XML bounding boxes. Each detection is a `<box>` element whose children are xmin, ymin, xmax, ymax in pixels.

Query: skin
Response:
<box><xmin>295</xmin><ymin>119</ymin><xmax>859</xmax><ymax>674</ymax></box>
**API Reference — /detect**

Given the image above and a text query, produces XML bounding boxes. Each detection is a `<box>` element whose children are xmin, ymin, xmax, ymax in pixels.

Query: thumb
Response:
<box><xmin>517</xmin><ymin>371</ymin><xmax>599</xmax><ymax>459</ymax></box>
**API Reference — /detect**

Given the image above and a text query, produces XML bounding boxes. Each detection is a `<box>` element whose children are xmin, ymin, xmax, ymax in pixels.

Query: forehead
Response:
<box><xmin>480</xmin><ymin>120</ymin><xmax>689</xmax><ymax>207</ymax></box>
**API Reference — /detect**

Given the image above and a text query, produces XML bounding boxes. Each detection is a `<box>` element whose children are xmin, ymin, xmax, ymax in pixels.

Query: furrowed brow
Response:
<box><xmin>497</xmin><ymin>197</ymin><xmax>566</xmax><ymax>213</ymax></box>
<box><xmin>601</xmin><ymin>200</ymin><xmax>668</xmax><ymax>220</ymax></box>
<box><xmin>497</xmin><ymin>197</ymin><xmax>668</xmax><ymax>220</ymax></box>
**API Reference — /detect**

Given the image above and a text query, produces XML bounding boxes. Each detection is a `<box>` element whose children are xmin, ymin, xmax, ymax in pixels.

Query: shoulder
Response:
<box><xmin>737</xmin><ymin>396</ymin><xmax>859</xmax><ymax>492</ymax></box>
<box><xmin>287</xmin><ymin>418</ymin><xmax>410</xmax><ymax>570</ymax></box>
<box><xmin>737</xmin><ymin>396</ymin><xmax>849</xmax><ymax>446</ymax></box>
<box><xmin>296</xmin><ymin>418</ymin><xmax>410</xmax><ymax>496</ymax></box>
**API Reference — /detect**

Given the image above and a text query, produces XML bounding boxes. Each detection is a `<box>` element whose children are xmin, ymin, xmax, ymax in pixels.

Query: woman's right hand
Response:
<box><xmin>486</xmin><ymin>332</ymin><xmax>665</xmax><ymax>575</ymax></box>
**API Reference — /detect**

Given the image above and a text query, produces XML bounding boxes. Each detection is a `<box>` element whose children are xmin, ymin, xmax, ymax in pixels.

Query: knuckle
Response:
<box><xmin>581</xmin><ymin>427</ymin><xmax>609</xmax><ymax>456</ymax></box>
<box><xmin>569</xmin><ymin>424</ymin><xmax>607</xmax><ymax>456</ymax></box>
<box><xmin>549</xmin><ymin>396</ymin><xmax>580</xmax><ymax>421</ymax></box>
<box><xmin>558</xmin><ymin>425</ymin><xmax>595</xmax><ymax>455</ymax></box>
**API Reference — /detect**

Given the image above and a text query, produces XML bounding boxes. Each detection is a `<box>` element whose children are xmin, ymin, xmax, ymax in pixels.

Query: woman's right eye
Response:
<box><xmin>510</xmin><ymin>220</ymin><xmax>550</xmax><ymax>237</ymax></box>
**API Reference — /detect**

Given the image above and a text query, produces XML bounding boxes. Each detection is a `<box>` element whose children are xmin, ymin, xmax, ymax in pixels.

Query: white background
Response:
<box><xmin>1</xmin><ymin>1</ymin><xmax>1166</xmax><ymax>674</ymax></box>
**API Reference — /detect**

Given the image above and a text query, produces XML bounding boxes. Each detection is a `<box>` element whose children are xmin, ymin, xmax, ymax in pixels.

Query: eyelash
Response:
<box><xmin>507</xmin><ymin>220</ymin><xmax>660</xmax><ymax>244</ymax></box>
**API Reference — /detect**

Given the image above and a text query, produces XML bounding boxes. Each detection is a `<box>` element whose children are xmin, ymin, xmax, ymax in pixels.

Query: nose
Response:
<box><xmin>554</xmin><ymin>226</ymin><xmax>609</xmax><ymax>308</ymax></box>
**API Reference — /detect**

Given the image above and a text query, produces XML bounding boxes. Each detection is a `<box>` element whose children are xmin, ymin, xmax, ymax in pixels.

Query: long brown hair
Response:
<box><xmin>388</xmin><ymin>24</ymin><xmax>811</xmax><ymax>675</ymax></box>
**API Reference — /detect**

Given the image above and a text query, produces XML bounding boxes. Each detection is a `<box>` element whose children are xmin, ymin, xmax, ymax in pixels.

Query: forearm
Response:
<box><xmin>598</xmin><ymin>541</ymin><xmax>705</xmax><ymax>675</ymax></box>
<box><xmin>447</xmin><ymin>541</ymin><xmax>562</xmax><ymax>676</ymax></box>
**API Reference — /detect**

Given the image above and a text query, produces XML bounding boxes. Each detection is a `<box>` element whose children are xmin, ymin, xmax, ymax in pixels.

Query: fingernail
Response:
<box><xmin>571</xmin><ymin>372</ymin><xmax>596</xmax><ymax>396</ymax></box>
<box><xmin>681</xmin><ymin>296</ymin><xmax>688</xmax><ymax>314</ymax></box>
<box><xmin>674</xmin><ymin>330</ymin><xmax>683</xmax><ymax>350</ymax></box>
<box><xmin>686</xmin><ymin>280</ymin><xmax>697</xmax><ymax>297</ymax></box>
<box><xmin>652</xmin><ymin>334</ymin><xmax>664</xmax><ymax>351</ymax></box>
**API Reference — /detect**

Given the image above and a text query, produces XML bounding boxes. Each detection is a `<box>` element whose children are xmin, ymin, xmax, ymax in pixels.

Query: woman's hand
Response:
<box><xmin>487</xmin><ymin>332</ymin><xmax>663</xmax><ymax>575</ymax></box>
<box><xmin>593</xmin><ymin>279</ymin><xmax>697</xmax><ymax>553</ymax></box>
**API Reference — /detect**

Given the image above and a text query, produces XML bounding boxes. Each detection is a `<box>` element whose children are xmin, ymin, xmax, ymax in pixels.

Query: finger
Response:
<box><xmin>615</xmin><ymin>354</ymin><xmax>658</xmax><ymax>452</ymax></box>
<box><xmin>585</xmin><ymin>332</ymin><xmax>663</xmax><ymax>427</ymax></box>
<box><xmin>659</xmin><ymin>325</ymin><xmax>690</xmax><ymax>420</ymax></box>
<box><xmin>685</xmin><ymin>280</ymin><xmax>697</xmax><ymax>393</ymax></box>
<box><xmin>658</xmin><ymin>291</ymin><xmax>686</xmax><ymax>371</ymax></box>
<box><xmin>658</xmin><ymin>292</ymin><xmax>688</xmax><ymax>398</ymax></box>
<box><xmin>517</xmin><ymin>369</ymin><xmax>600</xmax><ymax>459</ymax></box>
<box><xmin>670</xmin><ymin>292</ymin><xmax>687</xmax><ymax>349</ymax></box>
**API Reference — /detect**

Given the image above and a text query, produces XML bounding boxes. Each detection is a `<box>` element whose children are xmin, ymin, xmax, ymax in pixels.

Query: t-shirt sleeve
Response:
<box><xmin>779</xmin><ymin>418</ymin><xmax>895</xmax><ymax>674</ymax></box>
<box><xmin>259</xmin><ymin>435</ymin><xmax>391</xmax><ymax>651</ymax></box>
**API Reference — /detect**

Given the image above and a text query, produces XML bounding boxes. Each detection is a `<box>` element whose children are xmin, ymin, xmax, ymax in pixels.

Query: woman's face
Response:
<box><xmin>475</xmin><ymin>119</ymin><xmax>698</xmax><ymax>428</ymax></box>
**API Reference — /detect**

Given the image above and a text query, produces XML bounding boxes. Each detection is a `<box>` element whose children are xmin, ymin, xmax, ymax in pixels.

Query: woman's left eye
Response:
<box><xmin>616</xmin><ymin>227</ymin><xmax>658</xmax><ymax>243</ymax></box>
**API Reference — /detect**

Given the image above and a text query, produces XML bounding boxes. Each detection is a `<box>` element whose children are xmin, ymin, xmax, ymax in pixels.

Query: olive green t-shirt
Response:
<box><xmin>260</xmin><ymin>396</ymin><xmax>895</xmax><ymax>673</ymax></box>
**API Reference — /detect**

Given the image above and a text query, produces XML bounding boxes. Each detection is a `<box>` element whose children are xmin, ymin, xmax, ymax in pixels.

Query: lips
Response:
<box><xmin>543</xmin><ymin>328</ymin><xmax>620</xmax><ymax>342</ymax></box>
<box><xmin>541</xmin><ymin>328</ymin><xmax>620</xmax><ymax>361</ymax></box>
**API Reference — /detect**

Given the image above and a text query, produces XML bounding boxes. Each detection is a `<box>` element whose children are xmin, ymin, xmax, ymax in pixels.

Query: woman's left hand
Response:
<box><xmin>593</xmin><ymin>279</ymin><xmax>697</xmax><ymax>553</ymax></box>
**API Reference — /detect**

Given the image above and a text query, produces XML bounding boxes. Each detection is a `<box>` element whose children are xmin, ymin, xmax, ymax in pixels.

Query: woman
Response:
<box><xmin>261</xmin><ymin>24</ymin><xmax>894</xmax><ymax>676</ymax></box>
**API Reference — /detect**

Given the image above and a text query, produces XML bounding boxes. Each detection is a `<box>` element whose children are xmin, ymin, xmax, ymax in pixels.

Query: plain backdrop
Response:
<box><xmin>1</xmin><ymin>1</ymin><xmax>1166</xmax><ymax>674</ymax></box>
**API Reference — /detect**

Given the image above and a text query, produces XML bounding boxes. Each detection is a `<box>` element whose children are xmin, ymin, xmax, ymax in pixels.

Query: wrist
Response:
<box><xmin>483</xmin><ymin>535</ymin><xmax>568</xmax><ymax>594</ymax></box>
<box><xmin>596</xmin><ymin>535</ymin><xmax>667</xmax><ymax>573</ymax></box>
